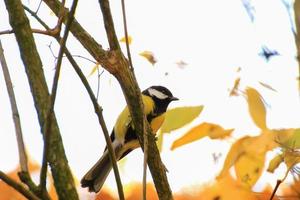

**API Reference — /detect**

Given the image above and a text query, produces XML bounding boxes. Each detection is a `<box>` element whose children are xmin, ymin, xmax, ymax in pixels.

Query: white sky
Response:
<box><xmin>0</xmin><ymin>0</ymin><xmax>300</xmax><ymax>197</ymax></box>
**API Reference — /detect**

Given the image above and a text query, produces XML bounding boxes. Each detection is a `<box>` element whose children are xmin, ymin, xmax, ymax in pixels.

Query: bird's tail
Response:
<box><xmin>80</xmin><ymin>150</ymin><xmax>113</xmax><ymax>193</ymax></box>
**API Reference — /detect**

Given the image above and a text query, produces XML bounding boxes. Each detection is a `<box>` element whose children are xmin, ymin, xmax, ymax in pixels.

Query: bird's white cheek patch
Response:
<box><xmin>148</xmin><ymin>88</ymin><xmax>168</xmax><ymax>100</ymax></box>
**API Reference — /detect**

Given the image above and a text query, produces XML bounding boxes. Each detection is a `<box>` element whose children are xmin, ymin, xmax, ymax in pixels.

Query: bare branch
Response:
<box><xmin>0</xmin><ymin>171</ymin><xmax>41</xmax><ymax>200</ymax></box>
<box><xmin>294</xmin><ymin>0</ymin><xmax>300</xmax><ymax>90</ymax></box>
<box><xmin>0</xmin><ymin>30</ymin><xmax>14</xmax><ymax>35</ymax></box>
<box><xmin>4</xmin><ymin>0</ymin><xmax>79</xmax><ymax>198</ymax></box>
<box><xmin>39</xmin><ymin>0</ymin><xmax>78</xmax><ymax>194</ymax></box>
<box><xmin>99</xmin><ymin>0</ymin><xmax>120</xmax><ymax>51</ymax></box>
<box><xmin>0</xmin><ymin>41</ymin><xmax>28</xmax><ymax>173</ymax></box>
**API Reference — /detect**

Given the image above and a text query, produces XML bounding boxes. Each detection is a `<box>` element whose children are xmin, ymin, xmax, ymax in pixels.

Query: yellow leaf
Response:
<box><xmin>281</xmin><ymin>128</ymin><xmax>300</xmax><ymax>149</ymax></box>
<box><xmin>284</xmin><ymin>150</ymin><xmax>300</xmax><ymax>170</ymax></box>
<box><xmin>160</xmin><ymin>105</ymin><xmax>203</xmax><ymax>134</ymax></box>
<box><xmin>171</xmin><ymin>122</ymin><xmax>233</xmax><ymax>150</ymax></box>
<box><xmin>218</xmin><ymin>136</ymin><xmax>250</xmax><ymax>179</ymax></box>
<box><xmin>119</xmin><ymin>35</ymin><xmax>132</xmax><ymax>45</ymax></box>
<box><xmin>156</xmin><ymin>131</ymin><xmax>164</xmax><ymax>152</ymax></box>
<box><xmin>267</xmin><ymin>154</ymin><xmax>283</xmax><ymax>173</ymax></box>
<box><xmin>207</xmin><ymin>124</ymin><xmax>234</xmax><ymax>139</ymax></box>
<box><xmin>88</xmin><ymin>63</ymin><xmax>101</xmax><ymax>77</ymax></box>
<box><xmin>229</xmin><ymin>77</ymin><xmax>241</xmax><ymax>96</ymax></box>
<box><xmin>171</xmin><ymin>123</ymin><xmax>210</xmax><ymax>150</ymax></box>
<box><xmin>150</xmin><ymin>113</ymin><xmax>166</xmax><ymax>133</ymax></box>
<box><xmin>245</xmin><ymin>87</ymin><xmax>268</xmax><ymax>130</ymax></box>
<box><xmin>234</xmin><ymin>152</ymin><xmax>265</xmax><ymax>188</ymax></box>
<box><xmin>139</xmin><ymin>51</ymin><xmax>157</xmax><ymax>65</ymax></box>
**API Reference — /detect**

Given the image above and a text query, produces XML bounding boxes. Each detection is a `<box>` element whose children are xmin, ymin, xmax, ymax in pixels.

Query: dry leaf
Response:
<box><xmin>139</xmin><ymin>51</ymin><xmax>157</xmax><ymax>65</ymax></box>
<box><xmin>171</xmin><ymin>122</ymin><xmax>233</xmax><ymax>150</ymax></box>
<box><xmin>119</xmin><ymin>35</ymin><xmax>133</xmax><ymax>45</ymax></box>
<box><xmin>245</xmin><ymin>87</ymin><xmax>268</xmax><ymax>130</ymax></box>
<box><xmin>88</xmin><ymin>63</ymin><xmax>101</xmax><ymax>77</ymax></box>
<box><xmin>229</xmin><ymin>77</ymin><xmax>241</xmax><ymax>96</ymax></box>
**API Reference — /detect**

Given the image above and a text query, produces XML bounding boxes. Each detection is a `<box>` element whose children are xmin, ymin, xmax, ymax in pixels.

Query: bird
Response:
<box><xmin>81</xmin><ymin>85</ymin><xmax>178</xmax><ymax>193</ymax></box>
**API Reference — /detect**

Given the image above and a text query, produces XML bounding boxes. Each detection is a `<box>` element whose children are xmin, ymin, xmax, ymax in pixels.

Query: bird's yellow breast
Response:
<box><xmin>114</xmin><ymin>95</ymin><xmax>157</xmax><ymax>141</ymax></box>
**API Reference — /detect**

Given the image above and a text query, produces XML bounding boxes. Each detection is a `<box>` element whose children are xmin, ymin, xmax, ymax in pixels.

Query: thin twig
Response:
<box><xmin>39</xmin><ymin>0</ymin><xmax>78</xmax><ymax>194</ymax></box>
<box><xmin>99</xmin><ymin>0</ymin><xmax>120</xmax><ymax>51</ymax></box>
<box><xmin>0</xmin><ymin>170</ymin><xmax>41</xmax><ymax>200</ymax></box>
<box><xmin>269</xmin><ymin>180</ymin><xmax>281</xmax><ymax>200</ymax></box>
<box><xmin>120</xmin><ymin>1</ymin><xmax>146</xmax><ymax>199</ymax></box>
<box><xmin>0</xmin><ymin>30</ymin><xmax>14</xmax><ymax>35</ymax></box>
<box><xmin>96</xmin><ymin>68</ymin><xmax>105</xmax><ymax>101</ymax></box>
<box><xmin>0</xmin><ymin>41</ymin><xmax>28</xmax><ymax>173</ymax></box>
<box><xmin>65</xmin><ymin>48</ymin><xmax>124</xmax><ymax>200</ymax></box>
<box><xmin>121</xmin><ymin>0</ymin><xmax>134</xmax><ymax>71</ymax></box>
<box><xmin>35</xmin><ymin>0</ymin><xmax>43</xmax><ymax>14</ymax></box>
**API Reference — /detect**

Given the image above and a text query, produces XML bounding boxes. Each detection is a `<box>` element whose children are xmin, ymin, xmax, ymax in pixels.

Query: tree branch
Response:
<box><xmin>294</xmin><ymin>0</ymin><xmax>300</xmax><ymax>91</ymax></box>
<box><xmin>0</xmin><ymin>40</ymin><xmax>28</xmax><ymax>173</ymax></box>
<box><xmin>0</xmin><ymin>171</ymin><xmax>40</xmax><ymax>200</ymax></box>
<box><xmin>40</xmin><ymin>0</ymin><xmax>78</xmax><ymax>195</ymax></box>
<box><xmin>3</xmin><ymin>0</ymin><xmax>79</xmax><ymax>199</ymax></box>
<box><xmin>98</xmin><ymin>0</ymin><xmax>120</xmax><ymax>50</ymax></box>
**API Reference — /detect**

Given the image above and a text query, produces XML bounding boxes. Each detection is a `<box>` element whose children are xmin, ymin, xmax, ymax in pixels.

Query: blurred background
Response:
<box><xmin>0</xmin><ymin>0</ymin><xmax>299</xmax><ymax>199</ymax></box>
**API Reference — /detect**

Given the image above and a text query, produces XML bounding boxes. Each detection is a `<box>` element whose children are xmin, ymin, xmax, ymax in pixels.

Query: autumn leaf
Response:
<box><xmin>160</xmin><ymin>105</ymin><xmax>204</xmax><ymax>134</ymax></box>
<box><xmin>119</xmin><ymin>35</ymin><xmax>132</xmax><ymax>45</ymax></box>
<box><xmin>171</xmin><ymin>122</ymin><xmax>233</xmax><ymax>150</ymax></box>
<box><xmin>235</xmin><ymin>152</ymin><xmax>265</xmax><ymax>188</ymax></box>
<box><xmin>88</xmin><ymin>63</ymin><xmax>101</xmax><ymax>77</ymax></box>
<box><xmin>280</xmin><ymin>128</ymin><xmax>300</xmax><ymax>149</ymax></box>
<box><xmin>267</xmin><ymin>154</ymin><xmax>283</xmax><ymax>173</ymax></box>
<box><xmin>245</xmin><ymin>87</ymin><xmax>268</xmax><ymax>130</ymax></box>
<box><xmin>229</xmin><ymin>77</ymin><xmax>241</xmax><ymax>96</ymax></box>
<box><xmin>219</xmin><ymin>132</ymin><xmax>276</xmax><ymax>186</ymax></box>
<box><xmin>218</xmin><ymin>136</ymin><xmax>250</xmax><ymax>179</ymax></box>
<box><xmin>156</xmin><ymin>131</ymin><xmax>164</xmax><ymax>152</ymax></box>
<box><xmin>139</xmin><ymin>51</ymin><xmax>157</xmax><ymax>65</ymax></box>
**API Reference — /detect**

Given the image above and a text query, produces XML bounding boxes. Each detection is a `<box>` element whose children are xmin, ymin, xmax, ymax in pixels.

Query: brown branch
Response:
<box><xmin>64</xmin><ymin>48</ymin><xmax>125</xmax><ymax>200</ymax></box>
<box><xmin>294</xmin><ymin>0</ymin><xmax>300</xmax><ymax>91</ymax></box>
<box><xmin>269</xmin><ymin>180</ymin><xmax>281</xmax><ymax>200</ymax></box>
<box><xmin>0</xmin><ymin>41</ymin><xmax>28</xmax><ymax>173</ymax></box>
<box><xmin>4</xmin><ymin>0</ymin><xmax>79</xmax><ymax>199</ymax></box>
<box><xmin>0</xmin><ymin>30</ymin><xmax>14</xmax><ymax>35</ymax></box>
<box><xmin>0</xmin><ymin>171</ymin><xmax>41</xmax><ymax>200</ymax></box>
<box><xmin>119</xmin><ymin>1</ymin><xmax>147</xmax><ymax>199</ymax></box>
<box><xmin>40</xmin><ymin>0</ymin><xmax>78</xmax><ymax>194</ymax></box>
<box><xmin>0</xmin><ymin>28</ymin><xmax>62</xmax><ymax>36</ymax></box>
<box><xmin>42</xmin><ymin>0</ymin><xmax>108</xmax><ymax>66</ymax></box>
<box><xmin>99</xmin><ymin>0</ymin><xmax>120</xmax><ymax>51</ymax></box>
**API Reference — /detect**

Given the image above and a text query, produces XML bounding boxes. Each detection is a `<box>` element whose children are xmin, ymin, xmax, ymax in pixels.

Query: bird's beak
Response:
<box><xmin>170</xmin><ymin>96</ymin><xmax>179</xmax><ymax>101</ymax></box>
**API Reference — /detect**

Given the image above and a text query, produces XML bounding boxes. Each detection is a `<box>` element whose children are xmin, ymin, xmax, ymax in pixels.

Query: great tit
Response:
<box><xmin>81</xmin><ymin>85</ymin><xmax>178</xmax><ymax>193</ymax></box>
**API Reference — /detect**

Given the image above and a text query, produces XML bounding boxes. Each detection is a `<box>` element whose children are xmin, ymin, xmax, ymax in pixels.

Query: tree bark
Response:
<box><xmin>294</xmin><ymin>0</ymin><xmax>300</xmax><ymax>90</ymax></box>
<box><xmin>4</xmin><ymin>0</ymin><xmax>79</xmax><ymax>199</ymax></box>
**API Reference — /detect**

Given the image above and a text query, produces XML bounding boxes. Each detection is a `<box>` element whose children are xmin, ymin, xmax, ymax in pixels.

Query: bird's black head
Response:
<box><xmin>143</xmin><ymin>85</ymin><xmax>178</xmax><ymax>115</ymax></box>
